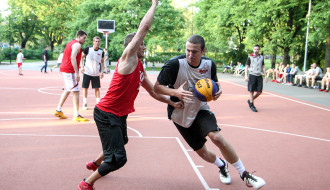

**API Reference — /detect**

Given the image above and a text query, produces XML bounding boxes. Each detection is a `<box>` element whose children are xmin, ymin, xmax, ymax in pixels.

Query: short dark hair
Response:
<box><xmin>187</xmin><ymin>35</ymin><xmax>205</xmax><ymax>51</ymax></box>
<box><xmin>76</xmin><ymin>30</ymin><xmax>87</xmax><ymax>37</ymax></box>
<box><xmin>124</xmin><ymin>32</ymin><xmax>136</xmax><ymax>48</ymax></box>
<box><xmin>254</xmin><ymin>44</ymin><xmax>260</xmax><ymax>49</ymax></box>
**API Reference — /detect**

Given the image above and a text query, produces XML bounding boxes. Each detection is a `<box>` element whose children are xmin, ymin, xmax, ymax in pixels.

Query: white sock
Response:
<box><xmin>96</xmin><ymin>98</ymin><xmax>100</xmax><ymax>104</ymax></box>
<box><xmin>231</xmin><ymin>159</ymin><xmax>246</xmax><ymax>176</ymax></box>
<box><xmin>74</xmin><ymin>110</ymin><xmax>79</xmax><ymax>117</ymax></box>
<box><xmin>83</xmin><ymin>98</ymin><xmax>87</xmax><ymax>105</ymax></box>
<box><xmin>213</xmin><ymin>157</ymin><xmax>225</xmax><ymax>167</ymax></box>
<box><xmin>56</xmin><ymin>106</ymin><xmax>62</xmax><ymax>112</ymax></box>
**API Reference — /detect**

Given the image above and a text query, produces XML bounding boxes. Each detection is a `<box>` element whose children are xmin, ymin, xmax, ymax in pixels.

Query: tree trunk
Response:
<box><xmin>283</xmin><ymin>47</ymin><xmax>290</xmax><ymax>66</ymax></box>
<box><xmin>271</xmin><ymin>46</ymin><xmax>277</xmax><ymax>68</ymax></box>
<box><xmin>21</xmin><ymin>40</ymin><xmax>27</xmax><ymax>49</ymax></box>
<box><xmin>325</xmin><ymin>35</ymin><xmax>330</xmax><ymax>70</ymax></box>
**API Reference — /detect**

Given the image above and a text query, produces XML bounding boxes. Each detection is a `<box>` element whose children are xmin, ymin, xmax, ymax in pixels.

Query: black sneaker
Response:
<box><xmin>241</xmin><ymin>171</ymin><xmax>266</xmax><ymax>189</ymax></box>
<box><xmin>292</xmin><ymin>83</ymin><xmax>297</xmax><ymax>86</ymax></box>
<box><xmin>297</xmin><ymin>84</ymin><xmax>302</xmax><ymax>87</ymax></box>
<box><xmin>248</xmin><ymin>100</ymin><xmax>257</xmax><ymax>112</ymax></box>
<box><xmin>218</xmin><ymin>158</ymin><xmax>231</xmax><ymax>184</ymax></box>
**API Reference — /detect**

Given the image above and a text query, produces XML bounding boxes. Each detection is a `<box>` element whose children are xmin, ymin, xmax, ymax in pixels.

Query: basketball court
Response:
<box><xmin>0</xmin><ymin>67</ymin><xmax>329</xmax><ymax>190</ymax></box>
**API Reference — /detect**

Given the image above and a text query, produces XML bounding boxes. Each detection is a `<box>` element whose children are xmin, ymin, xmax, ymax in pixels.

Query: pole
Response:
<box><xmin>9</xmin><ymin>16</ymin><xmax>11</xmax><ymax>64</ymax></box>
<box><xmin>105</xmin><ymin>33</ymin><xmax>108</xmax><ymax>50</ymax></box>
<box><xmin>303</xmin><ymin>0</ymin><xmax>312</xmax><ymax>72</ymax></box>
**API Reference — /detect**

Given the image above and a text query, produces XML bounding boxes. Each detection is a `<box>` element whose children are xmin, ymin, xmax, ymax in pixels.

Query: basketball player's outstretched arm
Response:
<box><xmin>120</xmin><ymin>0</ymin><xmax>158</xmax><ymax>65</ymax></box>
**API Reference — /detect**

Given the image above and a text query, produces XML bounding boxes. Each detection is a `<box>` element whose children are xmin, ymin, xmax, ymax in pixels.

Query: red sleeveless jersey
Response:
<box><xmin>60</xmin><ymin>40</ymin><xmax>82</xmax><ymax>73</ymax></box>
<box><xmin>96</xmin><ymin>59</ymin><xmax>145</xmax><ymax>116</ymax></box>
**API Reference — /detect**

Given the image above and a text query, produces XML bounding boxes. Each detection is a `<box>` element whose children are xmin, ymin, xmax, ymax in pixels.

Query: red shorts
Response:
<box><xmin>18</xmin><ymin>63</ymin><xmax>22</xmax><ymax>68</ymax></box>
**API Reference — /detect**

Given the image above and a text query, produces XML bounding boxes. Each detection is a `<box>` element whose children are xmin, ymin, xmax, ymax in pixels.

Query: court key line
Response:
<box><xmin>0</xmin><ymin>133</ymin><xmax>217</xmax><ymax>190</ymax></box>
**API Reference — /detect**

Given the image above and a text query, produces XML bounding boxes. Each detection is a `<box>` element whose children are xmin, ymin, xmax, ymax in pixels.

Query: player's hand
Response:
<box><xmin>176</xmin><ymin>81</ymin><xmax>193</xmax><ymax>102</ymax></box>
<box><xmin>265</xmin><ymin>78</ymin><xmax>268</xmax><ymax>83</ymax></box>
<box><xmin>76</xmin><ymin>75</ymin><xmax>80</xmax><ymax>82</ymax></box>
<box><xmin>213</xmin><ymin>82</ymin><xmax>222</xmax><ymax>101</ymax></box>
<box><xmin>245</xmin><ymin>77</ymin><xmax>249</xmax><ymax>82</ymax></box>
<box><xmin>100</xmin><ymin>72</ymin><xmax>104</xmax><ymax>79</ymax></box>
<box><xmin>80</xmin><ymin>68</ymin><xmax>85</xmax><ymax>74</ymax></box>
<box><xmin>172</xmin><ymin>101</ymin><xmax>184</xmax><ymax>109</ymax></box>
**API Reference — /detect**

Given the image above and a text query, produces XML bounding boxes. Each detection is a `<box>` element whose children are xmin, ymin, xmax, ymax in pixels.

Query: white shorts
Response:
<box><xmin>61</xmin><ymin>72</ymin><xmax>80</xmax><ymax>92</ymax></box>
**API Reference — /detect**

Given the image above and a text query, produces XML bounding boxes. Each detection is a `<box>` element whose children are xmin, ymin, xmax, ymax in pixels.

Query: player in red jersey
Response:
<box><xmin>54</xmin><ymin>30</ymin><xmax>89</xmax><ymax>122</ymax></box>
<box><xmin>78</xmin><ymin>1</ymin><xmax>182</xmax><ymax>189</ymax></box>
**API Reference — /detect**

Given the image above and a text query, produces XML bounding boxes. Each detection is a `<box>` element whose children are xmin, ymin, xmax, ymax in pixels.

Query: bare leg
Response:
<box><xmin>72</xmin><ymin>91</ymin><xmax>79</xmax><ymax>115</ymax></box>
<box><xmin>83</xmin><ymin>88</ymin><xmax>88</xmax><ymax>100</ymax></box>
<box><xmin>85</xmin><ymin>171</ymin><xmax>102</xmax><ymax>185</ymax></box>
<box><xmin>94</xmin><ymin>152</ymin><xmax>104</xmax><ymax>166</ymax></box>
<box><xmin>95</xmin><ymin>88</ymin><xmax>100</xmax><ymax>99</ymax></box>
<box><xmin>207</xmin><ymin>132</ymin><xmax>239</xmax><ymax>164</ymax></box>
<box><xmin>57</xmin><ymin>90</ymin><xmax>71</xmax><ymax>108</ymax></box>
<box><xmin>253</xmin><ymin>92</ymin><xmax>262</xmax><ymax>102</ymax></box>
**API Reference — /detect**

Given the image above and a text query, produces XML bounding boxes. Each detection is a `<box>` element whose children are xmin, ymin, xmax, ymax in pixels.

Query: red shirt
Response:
<box><xmin>60</xmin><ymin>40</ymin><xmax>82</xmax><ymax>73</ymax></box>
<box><xmin>97</xmin><ymin>59</ymin><xmax>145</xmax><ymax>116</ymax></box>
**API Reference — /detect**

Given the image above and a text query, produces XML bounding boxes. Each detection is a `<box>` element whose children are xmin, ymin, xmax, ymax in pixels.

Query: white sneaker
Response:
<box><xmin>82</xmin><ymin>104</ymin><xmax>88</xmax><ymax>110</ymax></box>
<box><xmin>241</xmin><ymin>171</ymin><xmax>265</xmax><ymax>189</ymax></box>
<box><xmin>218</xmin><ymin>158</ymin><xmax>231</xmax><ymax>184</ymax></box>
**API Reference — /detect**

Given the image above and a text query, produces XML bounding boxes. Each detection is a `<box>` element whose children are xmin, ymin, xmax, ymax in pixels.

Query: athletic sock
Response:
<box><xmin>83</xmin><ymin>98</ymin><xmax>87</xmax><ymax>105</ymax></box>
<box><xmin>56</xmin><ymin>106</ymin><xmax>62</xmax><ymax>112</ymax></box>
<box><xmin>96</xmin><ymin>98</ymin><xmax>100</xmax><ymax>104</ymax></box>
<box><xmin>231</xmin><ymin>159</ymin><xmax>246</xmax><ymax>176</ymax></box>
<box><xmin>213</xmin><ymin>157</ymin><xmax>225</xmax><ymax>167</ymax></box>
<box><xmin>74</xmin><ymin>111</ymin><xmax>79</xmax><ymax>117</ymax></box>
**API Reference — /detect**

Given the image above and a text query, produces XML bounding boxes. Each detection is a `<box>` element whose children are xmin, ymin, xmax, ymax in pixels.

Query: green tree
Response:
<box><xmin>68</xmin><ymin>0</ymin><xmax>185</xmax><ymax>61</ymax></box>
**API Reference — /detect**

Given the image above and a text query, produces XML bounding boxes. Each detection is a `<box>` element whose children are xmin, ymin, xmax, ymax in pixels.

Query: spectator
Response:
<box><xmin>16</xmin><ymin>49</ymin><xmax>26</xmax><ymax>75</ymax></box>
<box><xmin>305</xmin><ymin>63</ymin><xmax>323</xmax><ymax>89</ymax></box>
<box><xmin>275</xmin><ymin>64</ymin><xmax>285</xmax><ymax>83</ymax></box>
<box><xmin>287</xmin><ymin>63</ymin><xmax>300</xmax><ymax>85</ymax></box>
<box><xmin>266</xmin><ymin>63</ymin><xmax>278</xmax><ymax>82</ymax></box>
<box><xmin>223</xmin><ymin>60</ymin><xmax>233</xmax><ymax>73</ymax></box>
<box><xmin>233</xmin><ymin>62</ymin><xmax>245</xmax><ymax>76</ymax></box>
<box><xmin>40</xmin><ymin>46</ymin><xmax>49</xmax><ymax>73</ymax></box>
<box><xmin>51</xmin><ymin>51</ymin><xmax>64</xmax><ymax>72</ymax></box>
<box><xmin>282</xmin><ymin>64</ymin><xmax>291</xmax><ymax>84</ymax></box>
<box><xmin>318</xmin><ymin>67</ymin><xmax>330</xmax><ymax>92</ymax></box>
<box><xmin>292</xmin><ymin>66</ymin><xmax>313</xmax><ymax>87</ymax></box>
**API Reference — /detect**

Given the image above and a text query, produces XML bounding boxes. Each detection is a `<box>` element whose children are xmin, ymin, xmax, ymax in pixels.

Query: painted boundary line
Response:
<box><xmin>220</xmin><ymin>80</ymin><xmax>330</xmax><ymax>112</ymax></box>
<box><xmin>0</xmin><ymin>133</ymin><xmax>217</xmax><ymax>190</ymax></box>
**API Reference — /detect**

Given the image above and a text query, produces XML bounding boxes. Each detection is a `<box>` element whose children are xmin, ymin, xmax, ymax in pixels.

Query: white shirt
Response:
<box><xmin>17</xmin><ymin>53</ymin><xmax>24</xmax><ymax>63</ymax></box>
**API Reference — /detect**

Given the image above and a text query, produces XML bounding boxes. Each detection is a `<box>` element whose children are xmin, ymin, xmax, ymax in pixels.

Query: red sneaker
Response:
<box><xmin>319</xmin><ymin>89</ymin><xmax>324</xmax><ymax>91</ymax></box>
<box><xmin>78</xmin><ymin>180</ymin><xmax>94</xmax><ymax>190</ymax></box>
<box><xmin>86</xmin><ymin>161</ymin><xmax>99</xmax><ymax>171</ymax></box>
<box><xmin>324</xmin><ymin>90</ymin><xmax>329</xmax><ymax>92</ymax></box>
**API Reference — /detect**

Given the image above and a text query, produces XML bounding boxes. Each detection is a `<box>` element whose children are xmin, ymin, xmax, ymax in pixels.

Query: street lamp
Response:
<box><xmin>9</xmin><ymin>16</ymin><xmax>16</xmax><ymax>64</ymax></box>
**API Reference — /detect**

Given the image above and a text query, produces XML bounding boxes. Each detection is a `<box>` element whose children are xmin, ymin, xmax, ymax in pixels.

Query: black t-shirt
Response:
<box><xmin>42</xmin><ymin>50</ymin><xmax>48</xmax><ymax>61</ymax></box>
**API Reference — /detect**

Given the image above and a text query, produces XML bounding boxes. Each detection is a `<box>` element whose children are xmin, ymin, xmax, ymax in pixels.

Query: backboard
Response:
<box><xmin>97</xmin><ymin>20</ymin><xmax>115</xmax><ymax>33</ymax></box>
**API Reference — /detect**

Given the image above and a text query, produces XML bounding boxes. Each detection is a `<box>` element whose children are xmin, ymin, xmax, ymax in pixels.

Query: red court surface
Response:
<box><xmin>0</xmin><ymin>69</ymin><xmax>329</xmax><ymax>190</ymax></box>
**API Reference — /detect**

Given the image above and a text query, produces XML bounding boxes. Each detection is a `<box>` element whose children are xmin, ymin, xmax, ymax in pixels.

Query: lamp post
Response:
<box><xmin>303</xmin><ymin>0</ymin><xmax>312</xmax><ymax>72</ymax></box>
<box><xmin>9</xmin><ymin>16</ymin><xmax>16</xmax><ymax>64</ymax></box>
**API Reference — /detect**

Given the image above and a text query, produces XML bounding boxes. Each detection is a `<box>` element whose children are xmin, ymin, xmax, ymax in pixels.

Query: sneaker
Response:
<box><xmin>308</xmin><ymin>86</ymin><xmax>313</xmax><ymax>89</ymax></box>
<box><xmin>324</xmin><ymin>90</ymin><xmax>329</xmax><ymax>92</ymax></box>
<box><xmin>78</xmin><ymin>179</ymin><xmax>94</xmax><ymax>190</ymax></box>
<box><xmin>83</xmin><ymin>104</ymin><xmax>88</xmax><ymax>110</ymax></box>
<box><xmin>86</xmin><ymin>161</ymin><xmax>99</xmax><ymax>171</ymax></box>
<box><xmin>73</xmin><ymin>115</ymin><xmax>89</xmax><ymax>122</ymax></box>
<box><xmin>319</xmin><ymin>89</ymin><xmax>324</xmax><ymax>92</ymax></box>
<box><xmin>248</xmin><ymin>100</ymin><xmax>257</xmax><ymax>112</ymax></box>
<box><xmin>218</xmin><ymin>158</ymin><xmax>231</xmax><ymax>184</ymax></box>
<box><xmin>297</xmin><ymin>84</ymin><xmax>302</xmax><ymax>87</ymax></box>
<box><xmin>292</xmin><ymin>83</ymin><xmax>297</xmax><ymax>86</ymax></box>
<box><xmin>54</xmin><ymin>110</ymin><xmax>68</xmax><ymax>119</ymax></box>
<box><xmin>241</xmin><ymin>171</ymin><xmax>266</xmax><ymax>189</ymax></box>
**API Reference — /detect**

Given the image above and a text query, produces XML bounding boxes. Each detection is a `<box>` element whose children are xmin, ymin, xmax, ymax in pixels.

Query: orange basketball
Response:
<box><xmin>194</xmin><ymin>78</ymin><xmax>218</xmax><ymax>102</ymax></box>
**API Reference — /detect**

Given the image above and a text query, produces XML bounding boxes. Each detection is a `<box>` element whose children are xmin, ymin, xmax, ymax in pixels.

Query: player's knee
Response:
<box><xmin>209</xmin><ymin>132</ymin><xmax>224</xmax><ymax>145</ymax></box>
<box><xmin>98</xmin><ymin>157</ymin><xmax>127</xmax><ymax>176</ymax></box>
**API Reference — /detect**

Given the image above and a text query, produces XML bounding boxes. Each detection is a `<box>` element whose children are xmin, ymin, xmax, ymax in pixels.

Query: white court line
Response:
<box><xmin>0</xmin><ymin>133</ymin><xmax>216</xmax><ymax>190</ymax></box>
<box><xmin>220</xmin><ymin>123</ymin><xmax>330</xmax><ymax>142</ymax></box>
<box><xmin>1</xmin><ymin>115</ymin><xmax>328</xmax><ymax>142</ymax></box>
<box><xmin>220</xmin><ymin>80</ymin><xmax>330</xmax><ymax>112</ymax></box>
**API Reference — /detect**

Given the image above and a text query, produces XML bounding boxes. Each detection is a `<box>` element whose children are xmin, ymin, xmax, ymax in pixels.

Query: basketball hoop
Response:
<box><xmin>103</xmin><ymin>31</ymin><xmax>110</xmax><ymax>36</ymax></box>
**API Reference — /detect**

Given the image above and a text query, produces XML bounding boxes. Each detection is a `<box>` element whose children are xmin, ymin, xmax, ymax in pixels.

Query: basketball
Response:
<box><xmin>194</xmin><ymin>78</ymin><xmax>218</xmax><ymax>102</ymax></box>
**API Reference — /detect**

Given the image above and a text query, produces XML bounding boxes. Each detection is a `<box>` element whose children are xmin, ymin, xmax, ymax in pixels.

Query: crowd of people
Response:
<box><xmin>223</xmin><ymin>60</ymin><xmax>329</xmax><ymax>93</ymax></box>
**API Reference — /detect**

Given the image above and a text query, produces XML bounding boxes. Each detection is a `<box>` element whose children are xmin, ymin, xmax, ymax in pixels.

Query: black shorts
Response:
<box><xmin>82</xmin><ymin>74</ymin><xmax>101</xmax><ymax>89</ymax></box>
<box><xmin>94</xmin><ymin>106</ymin><xmax>128</xmax><ymax>163</ymax></box>
<box><xmin>173</xmin><ymin>110</ymin><xmax>221</xmax><ymax>151</ymax></box>
<box><xmin>248</xmin><ymin>74</ymin><xmax>263</xmax><ymax>92</ymax></box>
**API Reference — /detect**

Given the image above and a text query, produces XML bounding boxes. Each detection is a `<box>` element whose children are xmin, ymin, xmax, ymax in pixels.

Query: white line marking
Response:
<box><xmin>220</xmin><ymin>80</ymin><xmax>330</xmax><ymax>112</ymax></box>
<box><xmin>127</xmin><ymin>127</ymin><xmax>143</xmax><ymax>137</ymax></box>
<box><xmin>220</xmin><ymin>123</ymin><xmax>330</xmax><ymax>142</ymax></box>
<box><xmin>0</xmin><ymin>118</ymin><xmax>56</xmax><ymax>121</ymax></box>
<box><xmin>0</xmin><ymin>133</ymin><xmax>215</xmax><ymax>190</ymax></box>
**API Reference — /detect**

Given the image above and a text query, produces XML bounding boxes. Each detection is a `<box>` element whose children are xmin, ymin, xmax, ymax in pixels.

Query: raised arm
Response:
<box><xmin>121</xmin><ymin>0</ymin><xmax>158</xmax><ymax>61</ymax></box>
